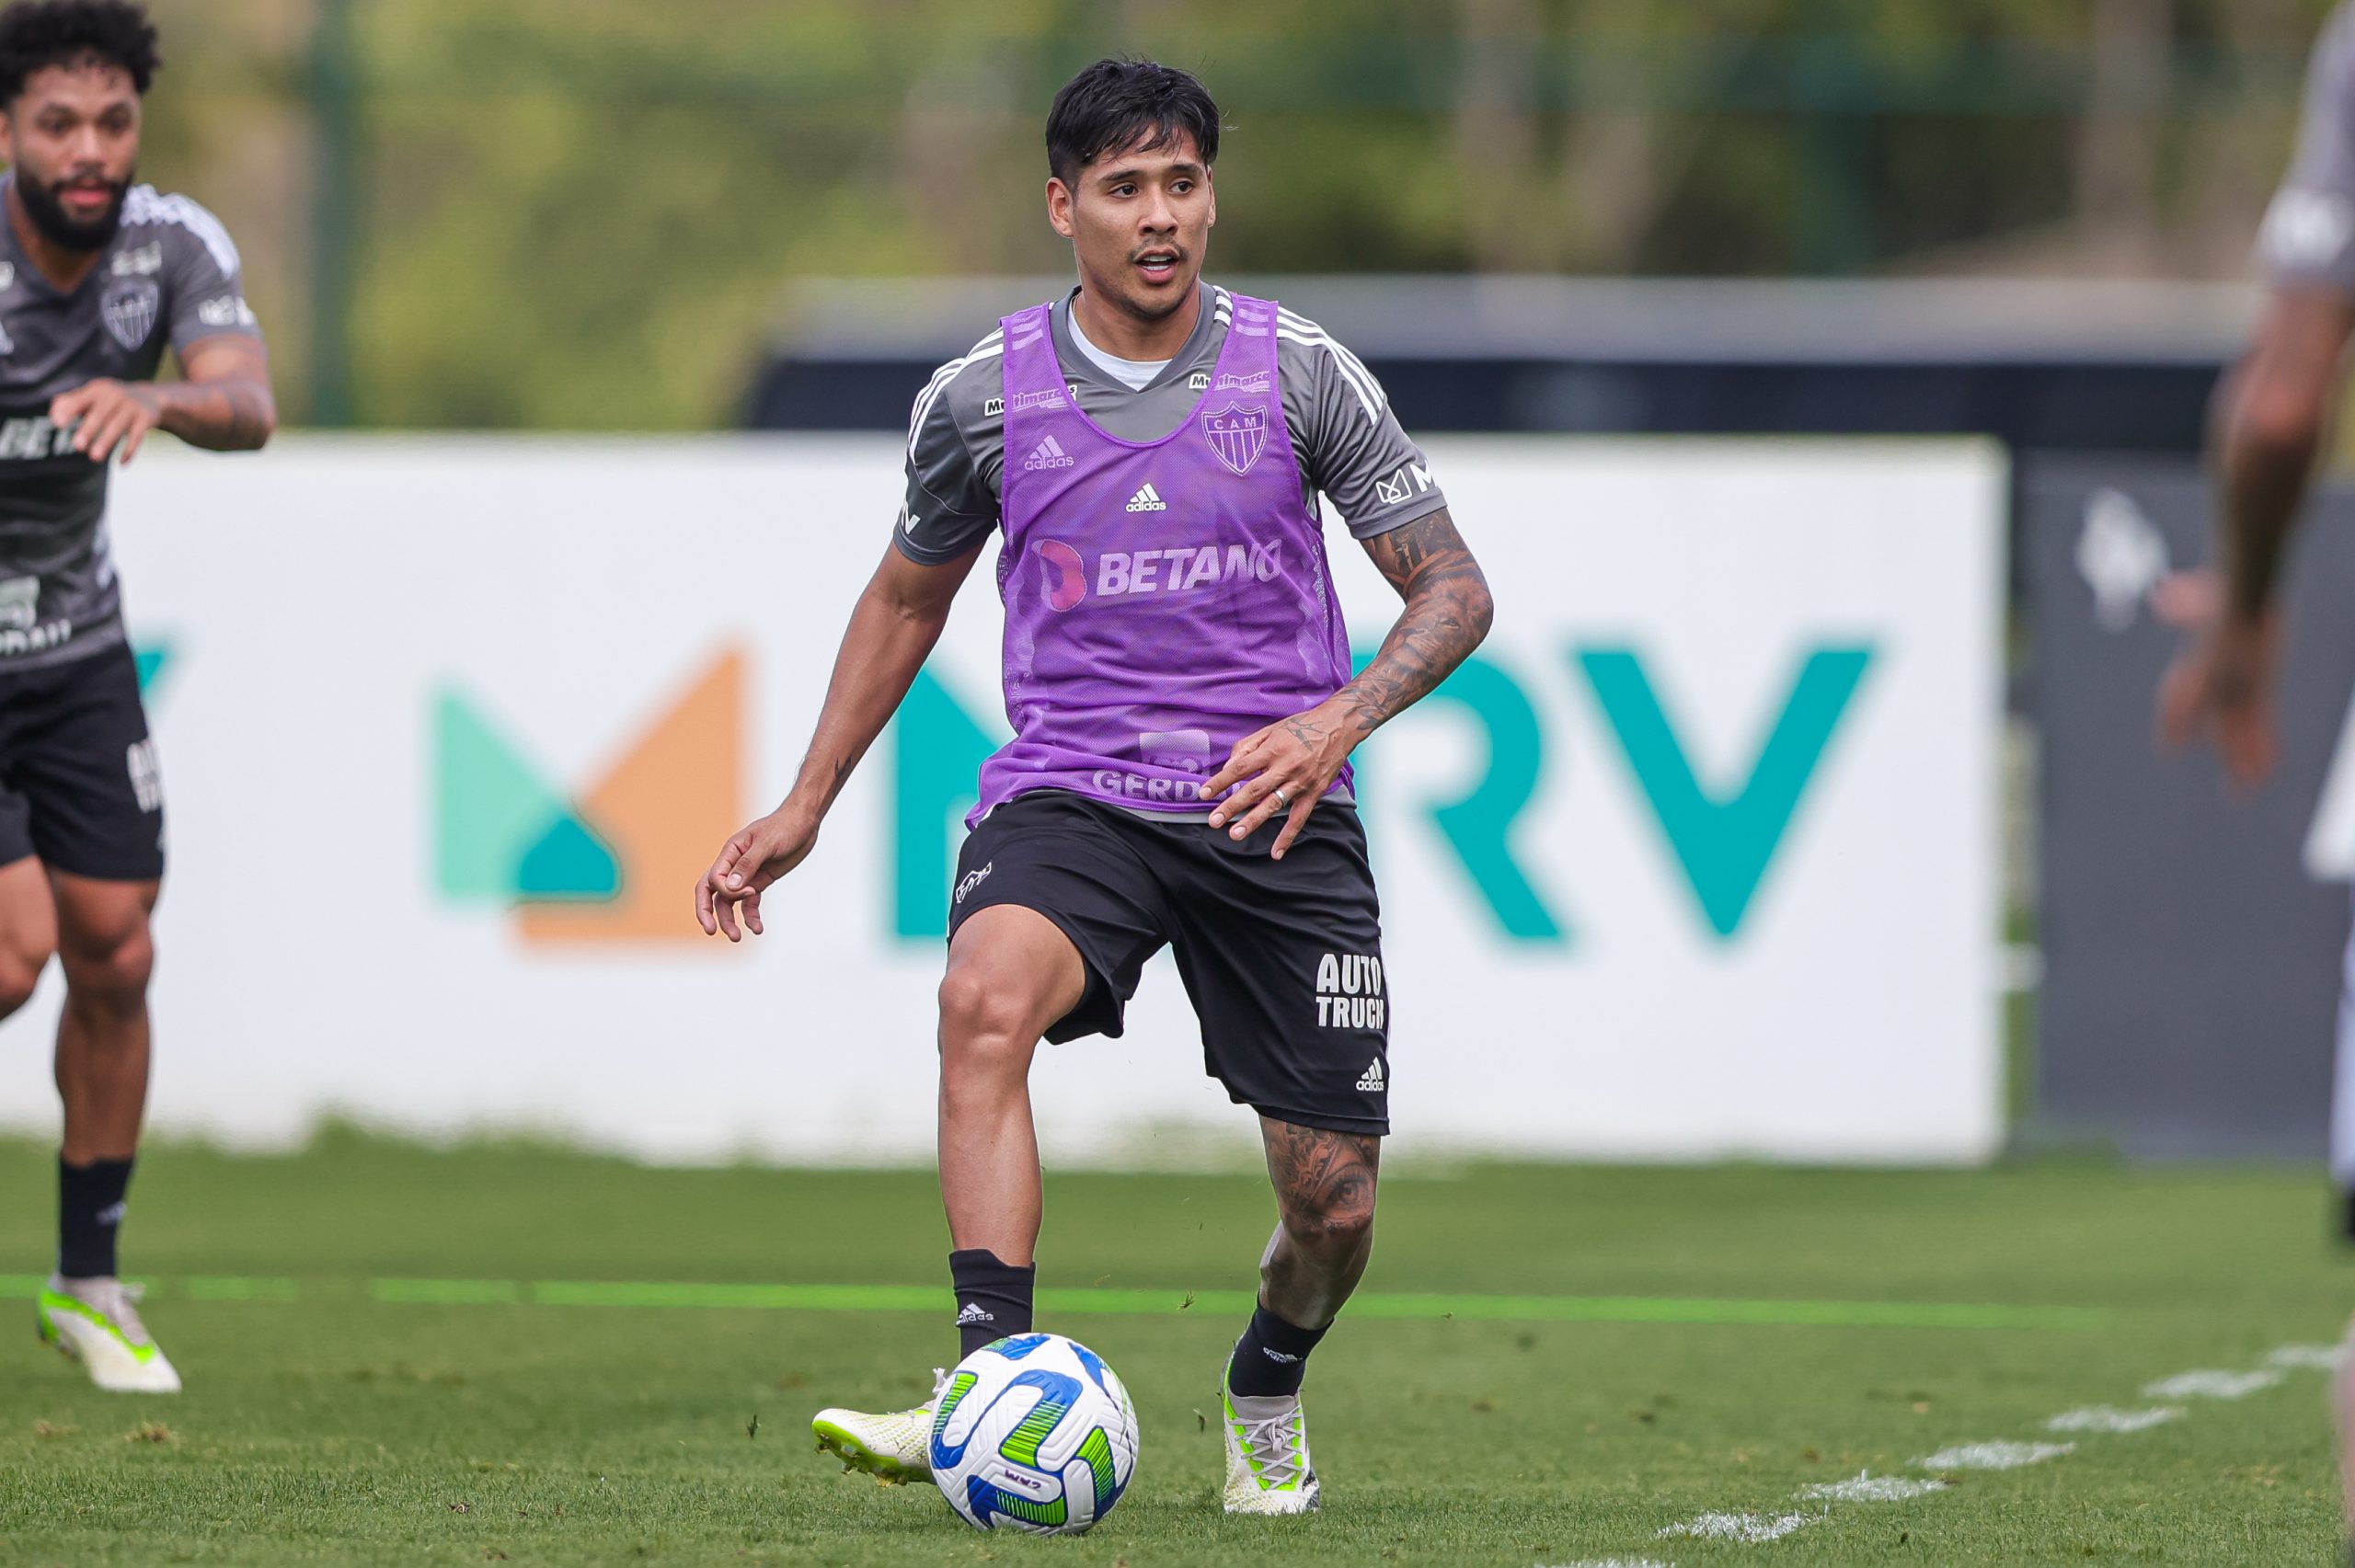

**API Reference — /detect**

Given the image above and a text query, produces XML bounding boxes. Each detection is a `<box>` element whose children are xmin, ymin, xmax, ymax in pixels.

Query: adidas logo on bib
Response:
<box><xmin>1125</xmin><ymin>482</ymin><xmax>1167</xmax><ymax>513</ymax></box>
<box><xmin>1022</xmin><ymin>433</ymin><xmax>1075</xmax><ymax>472</ymax></box>
<box><xmin>1355</xmin><ymin>1059</ymin><xmax>1385</xmax><ymax>1093</ymax></box>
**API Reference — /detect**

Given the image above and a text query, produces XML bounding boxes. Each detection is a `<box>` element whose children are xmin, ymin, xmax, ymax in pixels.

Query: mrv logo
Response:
<box><xmin>890</xmin><ymin>642</ymin><xmax>1874</xmax><ymax>946</ymax></box>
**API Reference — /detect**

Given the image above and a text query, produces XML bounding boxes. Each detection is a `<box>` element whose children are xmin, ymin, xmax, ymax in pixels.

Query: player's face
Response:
<box><xmin>1048</xmin><ymin>131</ymin><xmax>1215</xmax><ymax>323</ymax></box>
<box><xmin>0</xmin><ymin>62</ymin><xmax>143</xmax><ymax>253</ymax></box>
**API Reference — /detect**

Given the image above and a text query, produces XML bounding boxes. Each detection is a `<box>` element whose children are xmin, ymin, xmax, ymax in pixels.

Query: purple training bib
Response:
<box><xmin>974</xmin><ymin>293</ymin><xmax>1353</xmax><ymax>823</ymax></box>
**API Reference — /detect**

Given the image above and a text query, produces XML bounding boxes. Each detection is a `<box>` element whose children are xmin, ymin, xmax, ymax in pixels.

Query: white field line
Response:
<box><xmin>2267</xmin><ymin>1344</ymin><xmax>2346</xmax><ymax>1370</ymax></box>
<box><xmin>1541</xmin><ymin>1561</ymin><xmax>1676</xmax><ymax>1568</ymax></box>
<box><xmin>2142</xmin><ymin>1368</ymin><xmax>2284</xmax><ymax>1401</ymax></box>
<box><xmin>1623</xmin><ymin>1346</ymin><xmax>2330</xmax><ymax>1556</ymax></box>
<box><xmin>1657</xmin><ymin>1511</ymin><xmax>1811</xmax><ymax>1543</ymax></box>
<box><xmin>1798</xmin><ymin>1471</ymin><xmax>1951</xmax><ymax>1503</ymax></box>
<box><xmin>1917</xmin><ymin>1440</ymin><xmax>2075</xmax><ymax>1471</ymax></box>
<box><xmin>2044</xmin><ymin>1405</ymin><xmax>2184</xmax><ymax>1435</ymax></box>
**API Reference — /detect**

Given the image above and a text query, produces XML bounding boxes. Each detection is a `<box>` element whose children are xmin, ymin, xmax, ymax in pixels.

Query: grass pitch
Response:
<box><xmin>0</xmin><ymin>1128</ymin><xmax>2344</xmax><ymax>1566</ymax></box>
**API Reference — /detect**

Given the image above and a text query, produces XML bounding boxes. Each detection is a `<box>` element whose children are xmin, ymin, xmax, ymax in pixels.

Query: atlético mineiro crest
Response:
<box><xmin>1200</xmin><ymin>402</ymin><xmax>1268</xmax><ymax>476</ymax></box>
<box><xmin>102</xmin><ymin>279</ymin><xmax>159</xmax><ymax>351</ymax></box>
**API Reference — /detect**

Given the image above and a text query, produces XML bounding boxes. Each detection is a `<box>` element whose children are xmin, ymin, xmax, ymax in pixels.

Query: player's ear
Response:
<box><xmin>1046</xmin><ymin>177</ymin><xmax>1076</xmax><ymax>240</ymax></box>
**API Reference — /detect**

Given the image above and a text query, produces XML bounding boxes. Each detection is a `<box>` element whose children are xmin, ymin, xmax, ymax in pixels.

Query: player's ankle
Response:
<box><xmin>948</xmin><ymin>1247</ymin><xmax>1036</xmax><ymax>1358</ymax></box>
<box><xmin>1227</xmin><ymin>1301</ymin><xmax>1328</xmax><ymax>1399</ymax></box>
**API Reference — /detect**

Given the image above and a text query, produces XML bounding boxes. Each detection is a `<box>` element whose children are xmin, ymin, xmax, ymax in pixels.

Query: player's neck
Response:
<box><xmin>1070</xmin><ymin>280</ymin><xmax>1201</xmax><ymax>364</ymax></box>
<box><xmin>4</xmin><ymin>182</ymin><xmax>104</xmax><ymax>293</ymax></box>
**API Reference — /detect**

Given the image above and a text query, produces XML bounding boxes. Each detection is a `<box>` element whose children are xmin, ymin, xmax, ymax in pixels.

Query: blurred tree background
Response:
<box><xmin>116</xmin><ymin>0</ymin><xmax>2335</xmax><ymax>429</ymax></box>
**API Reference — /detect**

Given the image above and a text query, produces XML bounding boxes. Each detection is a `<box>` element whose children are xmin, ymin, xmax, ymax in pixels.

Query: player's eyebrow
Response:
<box><xmin>1094</xmin><ymin>158</ymin><xmax>1204</xmax><ymax>188</ymax></box>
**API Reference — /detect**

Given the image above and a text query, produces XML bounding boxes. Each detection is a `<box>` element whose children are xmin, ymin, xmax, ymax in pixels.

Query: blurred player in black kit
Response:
<box><xmin>0</xmin><ymin>0</ymin><xmax>273</xmax><ymax>1391</ymax></box>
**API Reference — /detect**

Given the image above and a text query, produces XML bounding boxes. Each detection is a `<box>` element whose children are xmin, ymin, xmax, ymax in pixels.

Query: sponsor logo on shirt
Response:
<box><xmin>0</xmin><ymin>416</ymin><xmax>73</xmax><ymax>460</ymax></box>
<box><xmin>195</xmin><ymin>295</ymin><xmax>257</xmax><ymax>329</ymax></box>
<box><xmin>983</xmin><ymin>396</ymin><xmax>1005</xmax><ymax>418</ymax></box>
<box><xmin>1188</xmin><ymin>371</ymin><xmax>1210</xmax><ymax>391</ymax></box>
<box><xmin>1315</xmin><ymin>951</ymin><xmax>1387</xmax><ymax>1032</ymax></box>
<box><xmin>1213</xmin><ymin>370</ymin><xmax>1270</xmax><ymax>395</ymax></box>
<box><xmin>109</xmin><ymin>243</ymin><xmax>161</xmax><ymax>277</ymax></box>
<box><xmin>1008</xmin><ymin>388</ymin><xmax>1069</xmax><ymax>416</ymax></box>
<box><xmin>1021</xmin><ymin>433</ymin><xmax>1075</xmax><ymax>471</ymax></box>
<box><xmin>0</xmin><ymin>575</ymin><xmax>73</xmax><ymax>656</ymax></box>
<box><xmin>1374</xmin><ymin>463</ymin><xmax>1434</xmax><ymax>507</ymax></box>
<box><xmin>1096</xmin><ymin>541</ymin><xmax>1280</xmax><ymax>597</ymax></box>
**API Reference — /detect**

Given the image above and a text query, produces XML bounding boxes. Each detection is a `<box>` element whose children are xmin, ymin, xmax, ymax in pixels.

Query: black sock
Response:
<box><xmin>949</xmin><ymin>1248</ymin><xmax>1035</xmax><ymax>1359</ymax></box>
<box><xmin>1228</xmin><ymin>1301</ymin><xmax>1328</xmax><ymax>1399</ymax></box>
<box><xmin>58</xmin><ymin>1154</ymin><xmax>133</xmax><ymax>1279</ymax></box>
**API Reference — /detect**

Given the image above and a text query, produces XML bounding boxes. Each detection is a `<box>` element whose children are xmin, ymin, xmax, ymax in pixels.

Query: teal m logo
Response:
<box><xmin>886</xmin><ymin>644</ymin><xmax>1872</xmax><ymax>944</ymax></box>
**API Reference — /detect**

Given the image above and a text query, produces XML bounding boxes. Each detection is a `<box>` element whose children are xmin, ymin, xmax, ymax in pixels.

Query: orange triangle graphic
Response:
<box><xmin>519</xmin><ymin>645</ymin><xmax>747</xmax><ymax>947</ymax></box>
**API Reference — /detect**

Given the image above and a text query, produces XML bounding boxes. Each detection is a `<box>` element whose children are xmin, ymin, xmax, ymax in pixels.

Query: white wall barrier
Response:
<box><xmin>0</xmin><ymin>436</ymin><xmax>2005</xmax><ymax>1164</ymax></box>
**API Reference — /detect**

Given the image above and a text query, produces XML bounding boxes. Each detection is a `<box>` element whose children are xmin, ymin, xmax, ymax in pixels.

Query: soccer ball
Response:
<box><xmin>928</xmin><ymin>1332</ymin><xmax>1139</xmax><ymax>1533</ymax></box>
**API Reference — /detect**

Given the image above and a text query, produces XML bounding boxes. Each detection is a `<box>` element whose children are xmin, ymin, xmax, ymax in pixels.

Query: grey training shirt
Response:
<box><xmin>896</xmin><ymin>283</ymin><xmax>1448</xmax><ymax>565</ymax></box>
<box><xmin>0</xmin><ymin>178</ymin><xmax>264</xmax><ymax>669</ymax></box>
<box><xmin>2262</xmin><ymin>3</ymin><xmax>2355</xmax><ymax>293</ymax></box>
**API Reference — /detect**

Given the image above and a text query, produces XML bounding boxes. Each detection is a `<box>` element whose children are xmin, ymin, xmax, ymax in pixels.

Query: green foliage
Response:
<box><xmin>109</xmin><ymin>1</ymin><xmax>2351</xmax><ymax>426</ymax></box>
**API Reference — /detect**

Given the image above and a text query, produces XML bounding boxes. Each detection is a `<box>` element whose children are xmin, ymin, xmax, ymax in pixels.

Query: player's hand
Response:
<box><xmin>48</xmin><ymin>379</ymin><xmax>163</xmax><ymax>465</ymax></box>
<box><xmin>695</xmin><ymin>807</ymin><xmax>819</xmax><ymax>942</ymax></box>
<box><xmin>1202</xmin><ymin>699</ymin><xmax>1359</xmax><ymax>860</ymax></box>
<box><xmin>2154</xmin><ymin>567</ymin><xmax>2284</xmax><ymax>790</ymax></box>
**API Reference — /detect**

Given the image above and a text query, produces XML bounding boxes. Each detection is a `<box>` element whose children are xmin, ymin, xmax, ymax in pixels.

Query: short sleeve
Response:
<box><xmin>152</xmin><ymin>193</ymin><xmax>263</xmax><ymax>357</ymax></box>
<box><xmin>1276</xmin><ymin>309</ymin><xmax>1448</xmax><ymax>540</ymax></box>
<box><xmin>2261</xmin><ymin>4</ymin><xmax>2355</xmax><ymax>293</ymax></box>
<box><xmin>896</xmin><ymin>345</ymin><xmax>1002</xmax><ymax>566</ymax></box>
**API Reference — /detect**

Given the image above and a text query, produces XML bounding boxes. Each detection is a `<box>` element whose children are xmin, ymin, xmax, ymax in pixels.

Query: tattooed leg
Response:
<box><xmin>1256</xmin><ymin>1116</ymin><xmax>1381</xmax><ymax>1329</ymax></box>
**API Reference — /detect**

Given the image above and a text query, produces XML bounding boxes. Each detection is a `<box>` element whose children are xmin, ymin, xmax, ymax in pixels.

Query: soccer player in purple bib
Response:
<box><xmin>696</xmin><ymin>59</ymin><xmax>1491</xmax><ymax>1514</ymax></box>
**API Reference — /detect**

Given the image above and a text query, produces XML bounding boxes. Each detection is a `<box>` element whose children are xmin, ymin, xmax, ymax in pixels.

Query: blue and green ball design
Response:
<box><xmin>928</xmin><ymin>1333</ymin><xmax>1139</xmax><ymax>1533</ymax></box>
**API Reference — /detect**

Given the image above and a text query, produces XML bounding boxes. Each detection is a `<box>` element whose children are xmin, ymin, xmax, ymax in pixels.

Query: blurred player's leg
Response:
<box><xmin>1220</xmin><ymin>1117</ymin><xmax>1379</xmax><ymax>1516</ymax></box>
<box><xmin>810</xmin><ymin>904</ymin><xmax>1085</xmax><ymax>1482</ymax></box>
<box><xmin>36</xmin><ymin>871</ymin><xmax>178</xmax><ymax>1393</ymax></box>
<box><xmin>0</xmin><ymin>853</ymin><xmax>56</xmax><ymax>1020</ymax></box>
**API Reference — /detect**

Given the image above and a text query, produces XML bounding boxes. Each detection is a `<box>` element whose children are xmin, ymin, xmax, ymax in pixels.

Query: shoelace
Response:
<box><xmin>1235</xmin><ymin>1405</ymin><xmax>1307</xmax><ymax>1487</ymax></box>
<box><xmin>69</xmin><ymin>1279</ymin><xmax>152</xmax><ymax>1346</ymax></box>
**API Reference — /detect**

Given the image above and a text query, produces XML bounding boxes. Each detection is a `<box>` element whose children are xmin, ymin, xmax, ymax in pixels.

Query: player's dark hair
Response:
<box><xmin>0</xmin><ymin>0</ymin><xmax>157</xmax><ymax>108</ymax></box>
<box><xmin>1046</xmin><ymin>58</ymin><xmax>1220</xmax><ymax>187</ymax></box>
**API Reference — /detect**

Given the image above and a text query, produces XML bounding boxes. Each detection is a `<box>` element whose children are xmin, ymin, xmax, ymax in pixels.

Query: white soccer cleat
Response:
<box><xmin>811</xmin><ymin>1368</ymin><xmax>948</xmax><ymax>1484</ymax></box>
<box><xmin>1221</xmin><ymin>1360</ymin><xmax>1320</xmax><ymax>1515</ymax></box>
<box><xmin>36</xmin><ymin>1276</ymin><xmax>181</xmax><ymax>1394</ymax></box>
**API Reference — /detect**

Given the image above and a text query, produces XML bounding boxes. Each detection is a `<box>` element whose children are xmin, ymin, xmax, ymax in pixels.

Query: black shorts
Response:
<box><xmin>0</xmin><ymin>640</ymin><xmax>166</xmax><ymax>881</ymax></box>
<box><xmin>948</xmin><ymin>790</ymin><xmax>1391</xmax><ymax>1137</ymax></box>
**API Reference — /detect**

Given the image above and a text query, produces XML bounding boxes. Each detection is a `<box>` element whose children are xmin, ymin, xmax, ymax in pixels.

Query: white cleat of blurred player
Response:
<box><xmin>810</xmin><ymin>1368</ymin><xmax>948</xmax><ymax>1483</ymax></box>
<box><xmin>1221</xmin><ymin>1362</ymin><xmax>1320</xmax><ymax>1515</ymax></box>
<box><xmin>36</xmin><ymin>1276</ymin><xmax>181</xmax><ymax>1393</ymax></box>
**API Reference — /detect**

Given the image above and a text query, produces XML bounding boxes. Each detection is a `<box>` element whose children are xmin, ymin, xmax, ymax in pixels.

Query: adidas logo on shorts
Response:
<box><xmin>1355</xmin><ymin>1059</ymin><xmax>1385</xmax><ymax>1094</ymax></box>
<box><xmin>1125</xmin><ymin>482</ymin><xmax>1168</xmax><ymax>513</ymax></box>
<box><xmin>1022</xmin><ymin>433</ymin><xmax>1075</xmax><ymax>472</ymax></box>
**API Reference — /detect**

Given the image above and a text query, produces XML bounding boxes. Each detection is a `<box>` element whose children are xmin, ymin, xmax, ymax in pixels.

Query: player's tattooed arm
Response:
<box><xmin>1258</xmin><ymin>1116</ymin><xmax>1381</xmax><ymax>1329</ymax></box>
<box><xmin>1338</xmin><ymin>507</ymin><xmax>1493</xmax><ymax>735</ymax></box>
<box><xmin>1204</xmin><ymin>507</ymin><xmax>1491</xmax><ymax>859</ymax></box>
<box><xmin>47</xmin><ymin>335</ymin><xmax>276</xmax><ymax>464</ymax></box>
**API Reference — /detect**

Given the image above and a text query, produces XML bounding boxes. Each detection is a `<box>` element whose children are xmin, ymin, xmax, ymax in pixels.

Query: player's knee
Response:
<box><xmin>1283</xmin><ymin>1184</ymin><xmax>1376</xmax><ymax>1254</ymax></box>
<box><xmin>0</xmin><ymin>947</ymin><xmax>47</xmax><ymax>1017</ymax></box>
<box><xmin>58</xmin><ymin>921</ymin><xmax>153</xmax><ymax>1009</ymax></box>
<box><xmin>936</xmin><ymin>970</ymin><xmax>1040</xmax><ymax>1072</ymax></box>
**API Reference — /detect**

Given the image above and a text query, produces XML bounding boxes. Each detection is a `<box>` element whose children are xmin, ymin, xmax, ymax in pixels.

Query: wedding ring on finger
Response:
<box><xmin>1271</xmin><ymin>786</ymin><xmax>1292</xmax><ymax>809</ymax></box>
